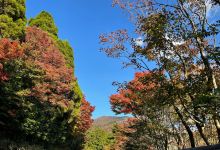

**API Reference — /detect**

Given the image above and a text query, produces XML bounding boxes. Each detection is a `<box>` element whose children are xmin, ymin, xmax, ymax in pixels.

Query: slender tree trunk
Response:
<box><xmin>195</xmin><ymin>122</ymin><xmax>210</xmax><ymax>145</ymax></box>
<box><xmin>214</xmin><ymin>117</ymin><xmax>220</xmax><ymax>143</ymax></box>
<box><xmin>173</xmin><ymin>106</ymin><xmax>195</xmax><ymax>148</ymax></box>
<box><xmin>192</xmin><ymin>105</ymin><xmax>210</xmax><ymax>146</ymax></box>
<box><xmin>168</xmin><ymin>113</ymin><xmax>183</xmax><ymax>149</ymax></box>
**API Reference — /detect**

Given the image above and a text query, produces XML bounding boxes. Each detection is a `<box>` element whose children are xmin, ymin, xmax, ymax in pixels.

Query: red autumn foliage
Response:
<box><xmin>77</xmin><ymin>97</ymin><xmax>95</xmax><ymax>133</ymax></box>
<box><xmin>0</xmin><ymin>38</ymin><xmax>23</xmax><ymax>81</ymax></box>
<box><xmin>25</xmin><ymin>27</ymin><xmax>95</xmax><ymax>137</ymax></box>
<box><xmin>25</xmin><ymin>27</ymin><xmax>74</xmax><ymax>106</ymax></box>
<box><xmin>110</xmin><ymin>89</ymin><xmax>134</xmax><ymax>114</ymax></box>
<box><xmin>113</xmin><ymin>117</ymin><xmax>138</xmax><ymax>149</ymax></box>
<box><xmin>113</xmin><ymin>117</ymin><xmax>156</xmax><ymax>150</ymax></box>
<box><xmin>110</xmin><ymin>71</ymin><xmax>162</xmax><ymax>114</ymax></box>
<box><xmin>0</xmin><ymin>26</ymin><xmax>95</xmax><ymax>143</ymax></box>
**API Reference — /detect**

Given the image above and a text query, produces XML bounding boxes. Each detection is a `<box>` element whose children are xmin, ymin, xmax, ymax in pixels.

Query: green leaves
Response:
<box><xmin>56</xmin><ymin>40</ymin><xmax>74</xmax><ymax>68</ymax></box>
<box><xmin>29</xmin><ymin>11</ymin><xmax>58</xmax><ymax>37</ymax></box>
<box><xmin>0</xmin><ymin>0</ymin><xmax>26</xmax><ymax>40</ymax></box>
<box><xmin>0</xmin><ymin>0</ymin><xmax>26</xmax><ymax>20</ymax></box>
<box><xmin>0</xmin><ymin>2</ymin><xmax>93</xmax><ymax>148</ymax></box>
<box><xmin>21</xmin><ymin>101</ymin><xmax>70</xmax><ymax>144</ymax></box>
<box><xmin>0</xmin><ymin>15</ymin><xmax>25</xmax><ymax>39</ymax></box>
<box><xmin>101</xmin><ymin>0</ymin><xmax>220</xmax><ymax>148</ymax></box>
<box><xmin>84</xmin><ymin>128</ymin><xmax>115</xmax><ymax>150</ymax></box>
<box><xmin>28</xmin><ymin>11</ymin><xmax>75</xmax><ymax>68</ymax></box>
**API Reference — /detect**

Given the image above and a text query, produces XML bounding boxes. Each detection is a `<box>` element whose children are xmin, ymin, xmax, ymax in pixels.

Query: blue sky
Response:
<box><xmin>25</xmin><ymin>1</ymin><xmax>220</xmax><ymax>119</ymax></box>
<box><xmin>26</xmin><ymin>0</ymin><xmax>138</xmax><ymax>118</ymax></box>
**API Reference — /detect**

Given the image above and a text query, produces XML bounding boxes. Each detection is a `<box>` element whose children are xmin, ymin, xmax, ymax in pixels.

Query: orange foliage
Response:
<box><xmin>25</xmin><ymin>27</ymin><xmax>74</xmax><ymax>106</ymax></box>
<box><xmin>113</xmin><ymin>117</ymin><xmax>137</xmax><ymax>149</ymax></box>
<box><xmin>0</xmin><ymin>39</ymin><xmax>23</xmax><ymax>81</ymax></box>
<box><xmin>110</xmin><ymin>71</ymin><xmax>163</xmax><ymax>114</ymax></box>
<box><xmin>77</xmin><ymin>97</ymin><xmax>95</xmax><ymax>133</ymax></box>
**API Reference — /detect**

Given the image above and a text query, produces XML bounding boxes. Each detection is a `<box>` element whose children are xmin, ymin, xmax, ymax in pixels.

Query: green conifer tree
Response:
<box><xmin>0</xmin><ymin>0</ymin><xmax>26</xmax><ymax>40</ymax></box>
<box><xmin>29</xmin><ymin>11</ymin><xmax>58</xmax><ymax>37</ymax></box>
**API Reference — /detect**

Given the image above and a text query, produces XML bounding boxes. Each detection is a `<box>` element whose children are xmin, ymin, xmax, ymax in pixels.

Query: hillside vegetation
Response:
<box><xmin>0</xmin><ymin>0</ymin><xmax>94</xmax><ymax>149</ymax></box>
<box><xmin>1</xmin><ymin>0</ymin><xmax>220</xmax><ymax>150</ymax></box>
<box><xmin>92</xmin><ymin>116</ymin><xmax>128</xmax><ymax>131</ymax></box>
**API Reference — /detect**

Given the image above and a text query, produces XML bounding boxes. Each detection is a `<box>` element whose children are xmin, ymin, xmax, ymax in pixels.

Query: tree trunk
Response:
<box><xmin>214</xmin><ymin>118</ymin><xmax>220</xmax><ymax>143</ymax></box>
<box><xmin>174</xmin><ymin>106</ymin><xmax>195</xmax><ymax>148</ymax></box>
<box><xmin>192</xmin><ymin>106</ymin><xmax>210</xmax><ymax>146</ymax></box>
<box><xmin>195</xmin><ymin>122</ymin><xmax>210</xmax><ymax>145</ymax></box>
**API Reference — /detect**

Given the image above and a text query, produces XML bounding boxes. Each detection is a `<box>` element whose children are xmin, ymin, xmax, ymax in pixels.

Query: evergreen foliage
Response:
<box><xmin>29</xmin><ymin>11</ymin><xmax>58</xmax><ymax>37</ymax></box>
<box><xmin>0</xmin><ymin>0</ymin><xmax>26</xmax><ymax>39</ymax></box>
<box><xmin>29</xmin><ymin>11</ymin><xmax>74</xmax><ymax>68</ymax></box>
<box><xmin>0</xmin><ymin>1</ymin><xmax>94</xmax><ymax>149</ymax></box>
<box><xmin>84</xmin><ymin>128</ymin><xmax>115</xmax><ymax>150</ymax></box>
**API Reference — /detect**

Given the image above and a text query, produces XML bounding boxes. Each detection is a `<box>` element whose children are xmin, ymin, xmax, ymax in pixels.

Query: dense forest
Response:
<box><xmin>0</xmin><ymin>0</ymin><xmax>220</xmax><ymax>150</ymax></box>
<box><xmin>0</xmin><ymin>0</ymin><xmax>94</xmax><ymax>149</ymax></box>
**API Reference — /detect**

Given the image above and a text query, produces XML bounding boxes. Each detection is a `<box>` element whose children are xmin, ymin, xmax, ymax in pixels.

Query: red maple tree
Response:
<box><xmin>110</xmin><ymin>71</ymin><xmax>162</xmax><ymax>115</ymax></box>
<box><xmin>0</xmin><ymin>39</ymin><xmax>23</xmax><ymax>81</ymax></box>
<box><xmin>77</xmin><ymin>97</ymin><xmax>95</xmax><ymax>133</ymax></box>
<box><xmin>25</xmin><ymin>27</ymin><xmax>74</xmax><ymax>106</ymax></box>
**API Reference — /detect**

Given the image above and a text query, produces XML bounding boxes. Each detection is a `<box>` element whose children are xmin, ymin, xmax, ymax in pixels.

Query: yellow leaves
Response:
<box><xmin>175</xmin><ymin>83</ymin><xmax>185</xmax><ymax>90</ymax></box>
<box><xmin>16</xmin><ymin>89</ymin><xmax>31</xmax><ymax>97</ymax></box>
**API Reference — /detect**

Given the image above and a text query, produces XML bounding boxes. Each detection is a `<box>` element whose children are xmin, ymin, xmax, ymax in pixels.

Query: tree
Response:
<box><xmin>23</xmin><ymin>27</ymin><xmax>78</xmax><ymax>145</ymax></box>
<box><xmin>29</xmin><ymin>11</ymin><xmax>74</xmax><ymax>68</ymax></box>
<box><xmin>0</xmin><ymin>1</ymin><xmax>93</xmax><ymax>149</ymax></box>
<box><xmin>101</xmin><ymin>0</ymin><xmax>220</xmax><ymax>148</ymax></box>
<box><xmin>71</xmin><ymin>97</ymin><xmax>95</xmax><ymax>149</ymax></box>
<box><xmin>0</xmin><ymin>38</ymin><xmax>24</xmax><ymax>130</ymax></box>
<box><xmin>56</xmin><ymin>39</ymin><xmax>75</xmax><ymax>68</ymax></box>
<box><xmin>84</xmin><ymin>127</ymin><xmax>115</xmax><ymax>150</ymax></box>
<box><xmin>0</xmin><ymin>38</ymin><xmax>23</xmax><ymax>81</ymax></box>
<box><xmin>212</xmin><ymin>0</ymin><xmax>220</xmax><ymax>5</ymax></box>
<box><xmin>0</xmin><ymin>0</ymin><xmax>26</xmax><ymax>40</ymax></box>
<box><xmin>0</xmin><ymin>26</ymin><xmax>93</xmax><ymax>149</ymax></box>
<box><xmin>29</xmin><ymin>11</ymin><xmax>58</xmax><ymax>37</ymax></box>
<box><xmin>110</xmin><ymin>71</ymin><xmax>182</xmax><ymax>149</ymax></box>
<box><xmin>77</xmin><ymin>97</ymin><xmax>95</xmax><ymax>134</ymax></box>
<box><xmin>0</xmin><ymin>0</ymin><xmax>26</xmax><ymax>20</ymax></box>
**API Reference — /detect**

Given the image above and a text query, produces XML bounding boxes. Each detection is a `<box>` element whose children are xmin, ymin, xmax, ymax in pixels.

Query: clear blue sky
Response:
<box><xmin>26</xmin><ymin>0</ymin><xmax>138</xmax><ymax>118</ymax></box>
<box><xmin>25</xmin><ymin>1</ymin><xmax>219</xmax><ymax>118</ymax></box>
